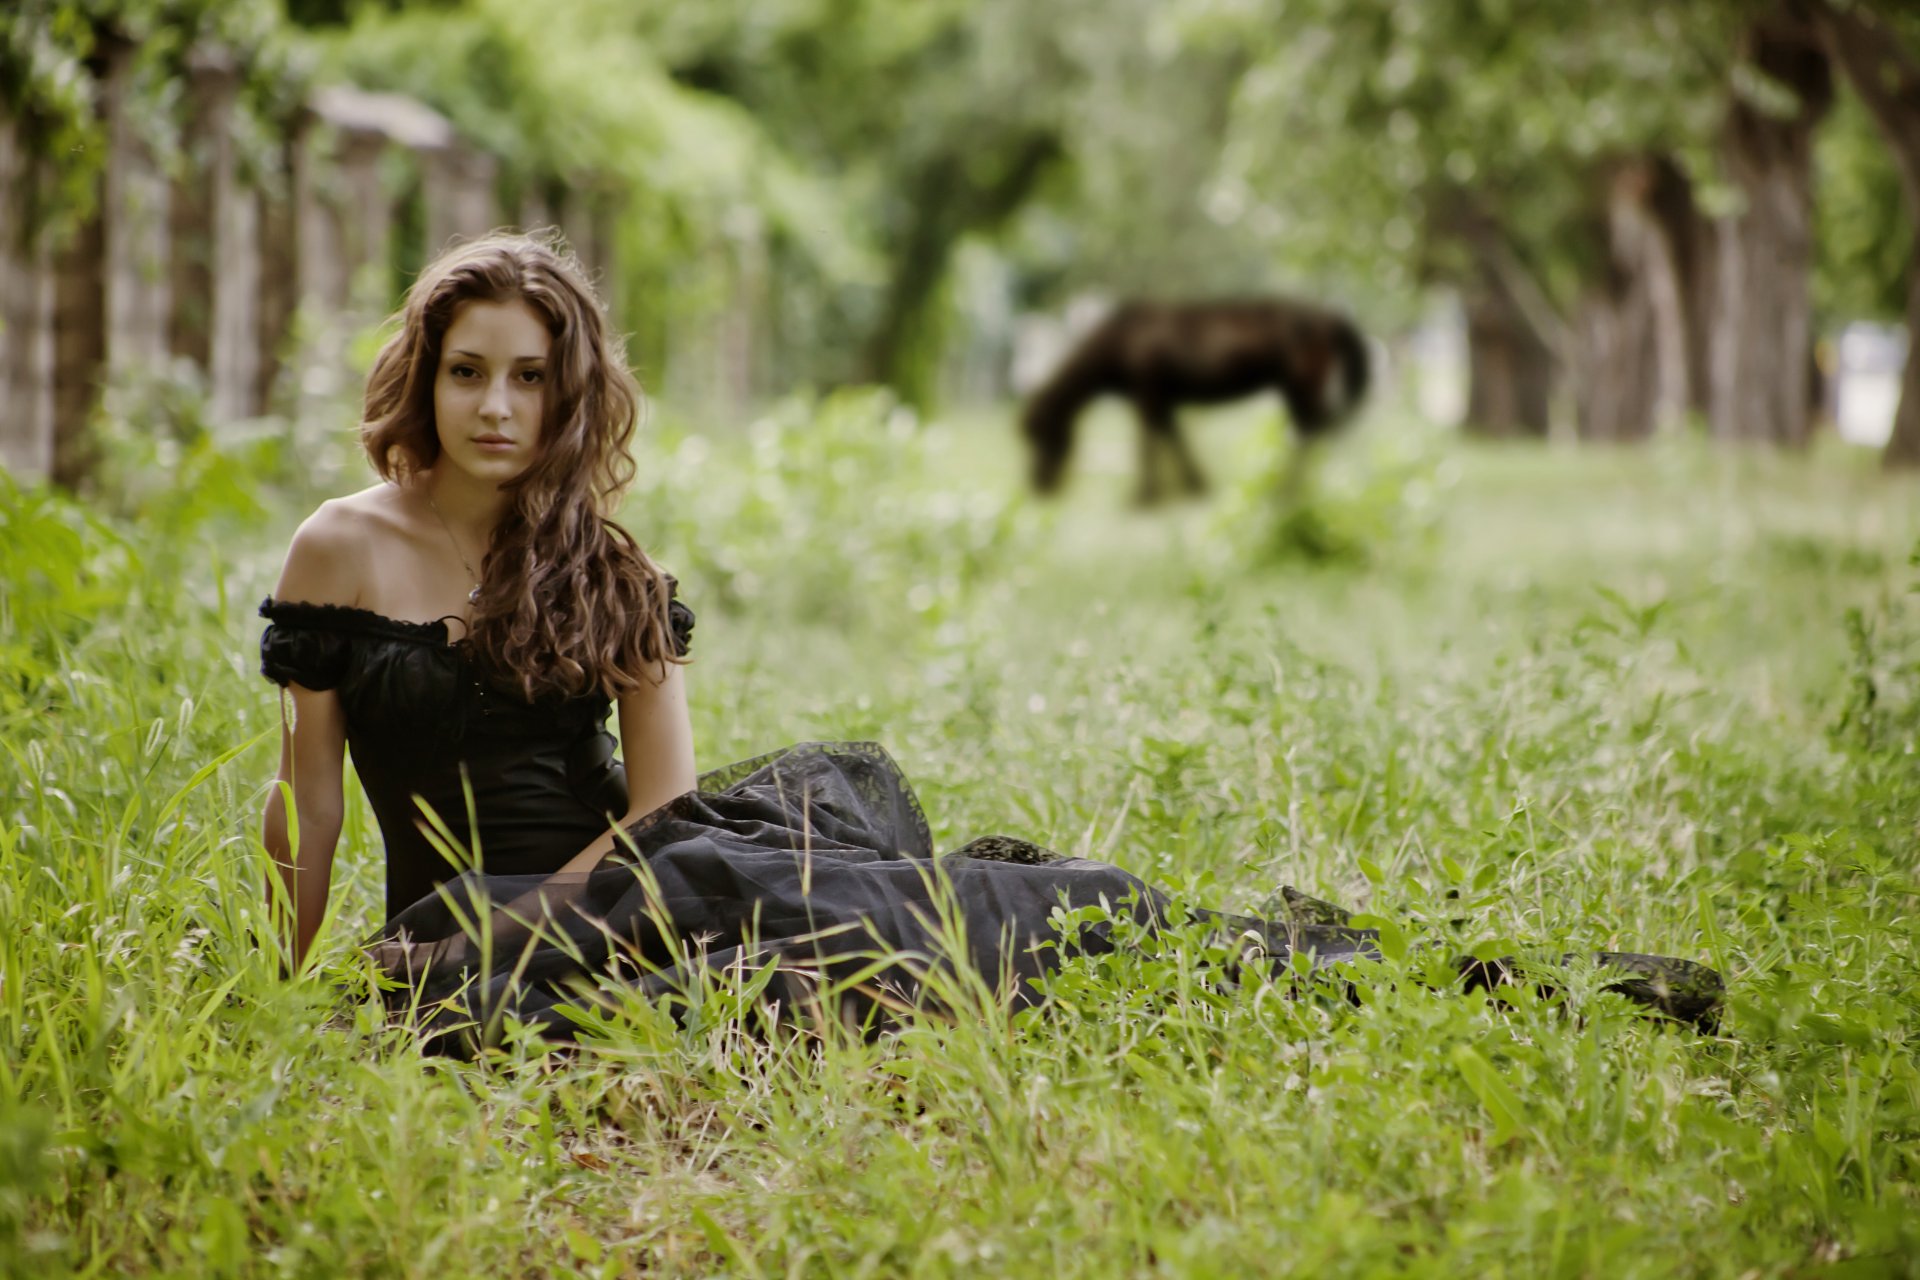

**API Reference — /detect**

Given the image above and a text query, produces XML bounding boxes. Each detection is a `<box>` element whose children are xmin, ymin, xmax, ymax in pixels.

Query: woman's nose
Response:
<box><xmin>480</xmin><ymin>376</ymin><xmax>512</xmax><ymax>421</ymax></box>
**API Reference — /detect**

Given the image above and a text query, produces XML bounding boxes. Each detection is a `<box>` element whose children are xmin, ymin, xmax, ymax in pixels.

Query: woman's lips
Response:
<box><xmin>473</xmin><ymin>435</ymin><xmax>517</xmax><ymax>451</ymax></box>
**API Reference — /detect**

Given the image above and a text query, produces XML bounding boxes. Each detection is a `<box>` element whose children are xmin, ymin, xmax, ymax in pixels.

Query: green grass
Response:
<box><xmin>4</xmin><ymin>394</ymin><xmax>1919</xmax><ymax>1277</ymax></box>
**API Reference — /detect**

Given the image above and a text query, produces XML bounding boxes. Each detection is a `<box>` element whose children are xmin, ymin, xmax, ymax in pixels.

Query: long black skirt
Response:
<box><xmin>369</xmin><ymin>742</ymin><xmax>1722</xmax><ymax>1056</ymax></box>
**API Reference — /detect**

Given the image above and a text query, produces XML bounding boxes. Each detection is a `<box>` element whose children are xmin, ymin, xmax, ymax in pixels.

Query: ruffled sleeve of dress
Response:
<box><xmin>258</xmin><ymin>598</ymin><xmax>355</xmax><ymax>691</ymax></box>
<box><xmin>667</xmin><ymin>581</ymin><xmax>696</xmax><ymax>658</ymax></box>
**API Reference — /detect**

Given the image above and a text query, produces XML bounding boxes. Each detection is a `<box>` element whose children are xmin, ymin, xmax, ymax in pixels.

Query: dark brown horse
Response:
<box><xmin>1021</xmin><ymin>297</ymin><xmax>1370</xmax><ymax>500</ymax></box>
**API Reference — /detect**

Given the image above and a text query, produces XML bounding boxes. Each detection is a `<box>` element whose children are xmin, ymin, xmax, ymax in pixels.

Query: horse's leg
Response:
<box><xmin>1167</xmin><ymin>415</ymin><xmax>1207</xmax><ymax>496</ymax></box>
<box><xmin>1133</xmin><ymin>399</ymin><xmax>1170</xmax><ymax>506</ymax></box>
<box><xmin>1278</xmin><ymin>433</ymin><xmax>1317</xmax><ymax>508</ymax></box>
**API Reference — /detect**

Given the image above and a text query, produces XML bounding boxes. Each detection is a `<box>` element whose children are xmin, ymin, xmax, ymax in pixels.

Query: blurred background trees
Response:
<box><xmin>2</xmin><ymin>0</ymin><xmax>1915</xmax><ymax>484</ymax></box>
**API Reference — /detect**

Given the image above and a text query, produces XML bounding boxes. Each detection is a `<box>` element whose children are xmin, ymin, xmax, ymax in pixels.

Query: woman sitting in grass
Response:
<box><xmin>259</xmin><ymin>231</ymin><xmax>1721</xmax><ymax>1056</ymax></box>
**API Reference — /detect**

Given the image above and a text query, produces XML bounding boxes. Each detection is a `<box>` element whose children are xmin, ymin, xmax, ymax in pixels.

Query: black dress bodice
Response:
<box><xmin>258</xmin><ymin>593</ymin><xmax>694</xmax><ymax>920</ymax></box>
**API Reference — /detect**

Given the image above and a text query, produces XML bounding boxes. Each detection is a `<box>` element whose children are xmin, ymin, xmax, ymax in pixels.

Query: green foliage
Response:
<box><xmin>629</xmin><ymin>0</ymin><xmax>1078</xmax><ymax>398</ymax></box>
<box><xmin>0</xmin><ymin>472</ymin><xmax>133</xmax><ymax>710</ymax></box>
<box><xmin>10</xmin><ymin>0</ymin><xmax>1911</xmax><ymax>423</ymax></box>
<box><xmin>1832</xmin><ymin>540</ymin><xmax>1920</xmax><ymax>756</ymax></box>
<box><xmin>1816</xmin><ymin>87</ymin><xmax>1914</xmax><ymax>323</ymax></box>
<box><xmin>6</xmin><ymin>402</ymin><xmax>1920</xmax><ymax>1274</ymax></box>
<box><xmin>1207</xmin><ymin>412</ymin><xmax>1452</xmax><ymax>567</ymax></box>
<box><xmin>1</xmin><ymin>0</ymin><xmax>302</xmax><ymax>239</ymax></box>
<box><xmin>318</xmin><ymin>0</ymin><xmax>864</xmax><ymax>365</ymax></box>
<box><xmin>629</xmin><ymin>389</ymin><xmax>1031</xmax><ymax>631</ymax></box>
<box><xmin>1200</xmin><ymin>1</ymin><xmax>1736</xmax><ymax>317</ymax></box>
<box><xmin>0</xmin><ymin>2</ymin><xmax>103</xmax><ymax>237</ymax></box>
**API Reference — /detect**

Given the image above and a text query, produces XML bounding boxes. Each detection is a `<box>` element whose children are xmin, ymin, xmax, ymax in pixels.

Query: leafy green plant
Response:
<box><xmin>1832</xmin><ymin>541</ymin><xmax>1920</xmax><ymax>755</ymax></box>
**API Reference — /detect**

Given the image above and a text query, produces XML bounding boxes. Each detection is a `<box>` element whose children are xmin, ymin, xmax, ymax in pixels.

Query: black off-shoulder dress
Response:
<box><xmin>260</xmin><ymin>592</ymin><xmax>697</xmax><ymax>921</ymax></box>
<box><xmin>259</xmin><ymin>592</ymin><xmax>1724</xmax><ymax>1056</ymax></box>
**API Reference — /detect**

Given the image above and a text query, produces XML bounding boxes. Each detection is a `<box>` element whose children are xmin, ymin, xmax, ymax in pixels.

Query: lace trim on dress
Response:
<box><xmin>619</xmin><ymin>741</ymin><xmax>934</xmax><ymax>863</ymax></box>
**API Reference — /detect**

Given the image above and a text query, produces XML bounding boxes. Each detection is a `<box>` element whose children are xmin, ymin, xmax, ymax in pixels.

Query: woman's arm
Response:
<box><xmin>557</xmin><ymin>661</ymin><xmax>695</xmax><ymax>873</ymax></box>
<box><xmin>263</xmin><ymin>685</ymin><xmax>347</xmax><ymax>969</ymax></box>
<box><xmin>261</xmin><ymin>504</ymin><xmax>360</xmax><ymax>969</ymax></box>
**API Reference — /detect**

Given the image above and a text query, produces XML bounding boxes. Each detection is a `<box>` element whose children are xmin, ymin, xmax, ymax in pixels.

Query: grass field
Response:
<box><xmin>4</xmin><ymin>396</ymin><xmax>1919</xmax><ymax>1277</ymax></box>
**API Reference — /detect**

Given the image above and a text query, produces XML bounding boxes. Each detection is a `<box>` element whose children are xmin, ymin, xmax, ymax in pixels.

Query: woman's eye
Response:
<box><xmin>451</xmin><ymin>365</ymin><xmax>478</xmax><ymax>379</ymax></box>
<box><xmin>518</xmin><ymin>369</ymin><xmax>544</xmax><ymax>384</ymax></box>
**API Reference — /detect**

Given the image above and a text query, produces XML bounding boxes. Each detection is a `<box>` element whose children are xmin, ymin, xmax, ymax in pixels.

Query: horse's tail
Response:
<box><xmin>1333</xmin><ymin>318</ymin><xmax>1370</xmax><ymax>416</ymax></box>
<box><xmin>1314</xmin><ymin>317</ymin><xmax>1370</xmax><ymax>429</ymax></box>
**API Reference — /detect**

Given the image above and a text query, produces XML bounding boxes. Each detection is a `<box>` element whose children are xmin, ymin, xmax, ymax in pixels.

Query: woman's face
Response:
<box><xmin>433</xmin><ymin>297</ymin><xmax>553</xmax><ymax>485</ymax></box>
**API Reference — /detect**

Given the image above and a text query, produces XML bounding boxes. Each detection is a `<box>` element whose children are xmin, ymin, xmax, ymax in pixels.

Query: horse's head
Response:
<box><xmin>1021</xmin><ymin>392</ymin><xmax>1074</xmax><ymax>494</ymax></box>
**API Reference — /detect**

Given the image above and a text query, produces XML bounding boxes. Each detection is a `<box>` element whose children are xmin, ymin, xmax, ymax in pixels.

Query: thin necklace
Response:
<box><xmin>425</xmin><ymin>486</ymin><xmax>484</xmax><ymax>605</ymax></box>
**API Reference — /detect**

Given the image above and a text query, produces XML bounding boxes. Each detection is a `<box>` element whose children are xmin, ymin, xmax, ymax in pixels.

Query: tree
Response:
<box><xmin>1810</xmin><ymin>0</ymin><xmax>1920</xmax><ymax>466</ymax></box>
<box><xmin>1208</xmin><ymin>0</ymin><xmax>1729</xmax><ymax>439</ymax></box>
<box><xmin>321</xmin><ymin>0</ymin><xmax>863</xmax><ymax>409</ymax></box>
<box><xmin>635</xmin><ymin>0</ymin><xmax>1081</xmax><ymax>408</ymax></box>
<box><xmin>1711</xmin><ymin>4</ymin><xmax>1832</xmax><ymax>448</ymax></box>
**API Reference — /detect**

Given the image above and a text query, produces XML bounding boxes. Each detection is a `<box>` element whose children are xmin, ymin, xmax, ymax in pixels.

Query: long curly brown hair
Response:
<box><xmin>360</xmin><ymin>231</ymin><xmax>684</xmax><ymax>701</ymax></box>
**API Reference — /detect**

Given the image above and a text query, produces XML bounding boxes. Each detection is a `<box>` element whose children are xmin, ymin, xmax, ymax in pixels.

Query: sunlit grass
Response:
<box><xmin>3</xmin><ymin>397</ymin><xmax>1918</xmax><ymax>1276</ymax></box>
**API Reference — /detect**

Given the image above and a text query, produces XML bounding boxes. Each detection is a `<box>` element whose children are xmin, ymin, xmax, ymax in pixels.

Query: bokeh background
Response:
<box><xmin>2</xmin><ymin>0</ymin><xmax>1915</xmax><ymax>474</ymax></box>
<box><xmin>6</xmin><ymin>3</ymin><xmax>1920</xmax><ymax>1277</ymax></box>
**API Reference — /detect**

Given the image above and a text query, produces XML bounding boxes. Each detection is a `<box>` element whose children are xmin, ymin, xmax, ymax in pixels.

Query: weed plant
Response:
<box><xmin>1</xmin><ymin>393</ymin><xmax>1917</xmax><ymax>1277</ymax></box>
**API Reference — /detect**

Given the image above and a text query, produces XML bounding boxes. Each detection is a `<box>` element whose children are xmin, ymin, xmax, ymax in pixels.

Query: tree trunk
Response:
<box><xmin>1889</xmin><ymin>267</ymin><xmax>1920</xmax><ymax>466</ymax></box>
<box><xmin>1576</xmin><ymin>162</ymin><xmax>1687</xmax><ymax>442</ymax></box>
<box><xmin>1810</xmin><ymin>0</ymin><xmax>1920</xmax><ymax>466</ymax></box>
<box><xmin>1452</xmin><ymin>203</ymin><xmax>1557</xmax><ymax>438</ymax></box>
<box><xmin>1710</xmin><ymin>7</ymin><xmax>1832</xmax><ymax>447</ymax></box>
<box><xmin>1573</xmin><ymin>293</ymin><xmax>1655</xmax><ymax>442</ymax></box>
<box><xmin>862</xmin><ymin>129</ymin><xmax>1058</xmax><ymax>409</ymax></box>
<box><xmin>1643</xmin><ymin>157</ymin><xmax>1715</xmax><ymax>421</ymax></box>
<box><xmin>1463</xmin><ymin>285</ymin><xmax>1553</xmax><ymax>437</ymax></box>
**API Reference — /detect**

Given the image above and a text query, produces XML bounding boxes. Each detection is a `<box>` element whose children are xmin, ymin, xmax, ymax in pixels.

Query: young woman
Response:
<box><xmin>260</xmin><ymin>232</ymin><xmax>1722</xmax><ymax>1055</ymax></box>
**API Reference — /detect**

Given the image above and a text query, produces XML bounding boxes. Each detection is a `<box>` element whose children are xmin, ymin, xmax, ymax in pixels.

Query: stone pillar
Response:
<box><xmin>209</xmin><ymin>184</ymin><xmax>261</xmax><ymax>420</ymax></box>
<box><xmin>424</xmin><ymin>141</ymin><xmax>498</xmax><ymax>255</ymax></box>
<box><xmin>0</xmin><ymin>109</ymin><xmax>22</xmax><ymax>461</ymax></box>
<box><xmin>557</xmin><ymin>183</ymin><xmax>597</xmax><ymax>272</ymax></box>
<box><xmin>336</xmin><ymin>127</ymin><xmax>393</xmax><ymax>311</ymax></box>
<box><xmin>554</xmin><ymin>180</ymin><xmax>625</xmax><ymax>320</ymax></box>
<box><xmin>101</xmin><ymin>32</ymin><xmax>171</xmax><ymax>377</ymax></box>
<box><xmin>293</xmin><ymin>112</ymin><xmax>348</xmax><ymax>319</ymax></box>
<box><xmin>0</xmin><ymin>112</ymin><xmax>59</xmax><ymax>480</ymax></box>
<box><xmin>255</xmin><ymin>121</ymin><xmax>304</xmax><ymax>412</ymax></box>
<box><xmin>517</xmin><ymin>181</ymin><xmax>557</xmax><ymax>238</ymax></box>
<box><xmin>51</xmin><ymin>209</ymin><xmax>108</xmax><ymax>487</ymax></box>
<box><xmin>590</xmin><ymin>186</ymin><xmax>624</xmax><ymax>323</ymax></box>
<box><xmin>169</xmin><ymin>46</ymin><xmax>240</xmax><ymax>377</ymax></box>
<box><xmin>46</xmin><ymin>33</ymin><xmax>112</xmax><ymax>486</ymax></box>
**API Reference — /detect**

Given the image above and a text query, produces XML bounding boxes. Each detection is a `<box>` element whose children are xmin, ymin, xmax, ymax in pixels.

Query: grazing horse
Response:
<box><xmin>1021</xmin><ymin>297</ymin><xmax>1370</xmax><ymax>500</ymax></box>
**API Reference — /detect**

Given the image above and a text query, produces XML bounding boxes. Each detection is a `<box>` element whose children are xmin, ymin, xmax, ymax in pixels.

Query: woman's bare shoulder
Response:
<box><xmin>275</xmin><ymin>484</ymin><xmax>408</xmax><ymax>607</ymax></box>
